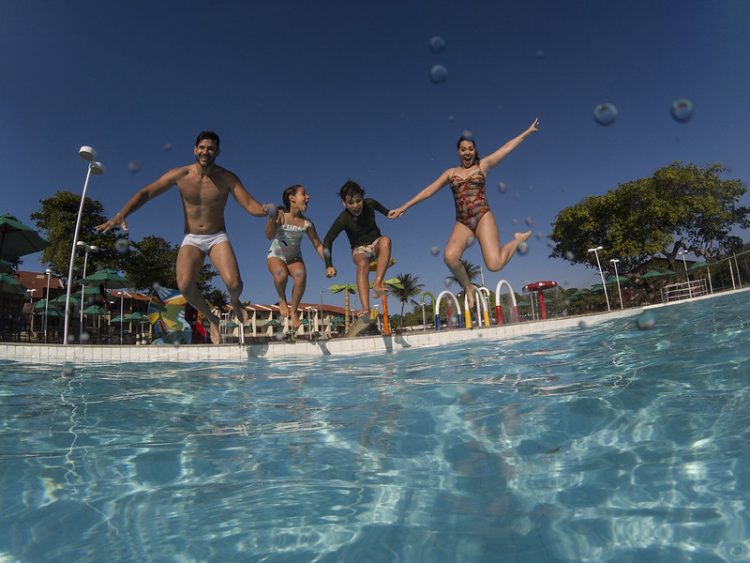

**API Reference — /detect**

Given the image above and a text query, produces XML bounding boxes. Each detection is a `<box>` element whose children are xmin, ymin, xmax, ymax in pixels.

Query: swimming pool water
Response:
<box><xmin>1</xmin><ymin>292</ymin><xmax>749</xmax><ymax>562</ymax></box>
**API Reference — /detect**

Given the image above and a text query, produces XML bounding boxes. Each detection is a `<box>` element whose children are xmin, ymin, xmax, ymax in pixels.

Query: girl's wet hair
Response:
<box><xmin>456</xmin><ymin>136</ymin><xmax>480</xmax><ymax>165</ymax></box>
<box><xmin>339</xmin><ymin>180</ymin><xmax>365</xmax><ymax>200</ymax></box>
<box><xmin>281</xmin><ymin>184</ymin><xmax>304</xmax><ymax>210</ymax></box>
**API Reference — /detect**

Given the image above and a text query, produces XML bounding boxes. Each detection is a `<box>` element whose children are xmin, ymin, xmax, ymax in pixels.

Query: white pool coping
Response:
<box><xmin>1</xmin><ymin>288</ymin><xmax>747</xmax><ymax>365</ymax></box>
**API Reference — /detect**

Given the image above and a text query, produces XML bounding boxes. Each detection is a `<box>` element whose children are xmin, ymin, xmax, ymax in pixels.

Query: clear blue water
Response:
<box><xmin>2</xmin><ymin>292</ymin><xmax>750</xmax><ymax>562</ymax></box>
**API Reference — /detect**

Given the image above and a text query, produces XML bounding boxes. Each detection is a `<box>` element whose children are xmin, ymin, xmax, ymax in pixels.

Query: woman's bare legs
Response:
<box><xmin>474</xmin><ymin>212</ymin><xmax>531</xmax><ymax>271</ymax></box>
<box><xmin>443</xmin><ymin>222</ymin><xmax>478</xmax><ymax>309</ymax></box>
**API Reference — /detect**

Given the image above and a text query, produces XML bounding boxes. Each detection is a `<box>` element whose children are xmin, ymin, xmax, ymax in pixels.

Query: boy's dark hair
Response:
<box><xmin>281</xmin><ymin>184</ymin><xmax>303</xmax><ymax>210</ymax></box>
<box><xmin>339</xmin><ymin>180</ymin><xmax>365</xmax><ymax>201</ymax></box>
<box><xmin>456</xmin><ymin>136</ymin><xmax>480</xmax><ymax>164</ymax></box>
<box><xmin>195</xmin><ymin>131</ymin><xmax>220</xmax><ymax>149</ymax></box>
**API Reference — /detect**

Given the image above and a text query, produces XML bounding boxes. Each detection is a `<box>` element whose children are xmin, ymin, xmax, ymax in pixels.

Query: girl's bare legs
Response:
<box><xmin>371</xmin><ymin>236</ymin><xmax>392</xmax><ymax>296</ymax></box>
<box><xmin>287</xmin><ymin>260</ymin><xmax>307</xmax><ymax>329</ymax></box>
<box><xmin>353</xmin><ymin>252</ymin><xmax>372</xmax><ymax>315</ymax></box>
<box><xmin>474</xmin><ymin>212</ymin><xmax>531</xmax><ymax>271</ymax></box>
<box><xmin>443</xmin><ymin>222</ymin><xmax>478</xmax><ymax>309</ymax></box>
<box><xmin>267</xmin><ymin>257</ymin><xmax>291</xmax><ymax>319</ymax></box>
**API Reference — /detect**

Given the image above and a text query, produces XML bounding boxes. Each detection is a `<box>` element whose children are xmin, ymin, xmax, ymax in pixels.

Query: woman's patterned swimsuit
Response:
<box><xmin>449</xmin><ymin>169</ymin><xmax>490</xmax><ymax>231</ymax></box>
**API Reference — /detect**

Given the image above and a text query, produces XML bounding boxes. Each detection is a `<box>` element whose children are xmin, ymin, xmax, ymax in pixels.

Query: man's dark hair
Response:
<box><xmin>195</xmin><ymin>131</ymin><xmax>220</xmax><ymax>149</ymax></box>
<box><xmin>339</xmin><ymin>180</ymin><xmax>365</xmax><ymax>201</ymax></box>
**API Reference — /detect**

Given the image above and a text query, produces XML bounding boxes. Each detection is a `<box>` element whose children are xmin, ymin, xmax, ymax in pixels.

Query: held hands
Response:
<box><xmin>387</xmin><ymin>207</ymin><xmax>406</xmax><ymax>219</ymax></box>
<box><xmin>96</xmin><ymin>213</ymin><xmax>128</xmax><ymax>234</ymax></box>
<box><xmin>325</xmin><ymin>266</ymin><xmax>337</xmax><ymax>278</ymax></box>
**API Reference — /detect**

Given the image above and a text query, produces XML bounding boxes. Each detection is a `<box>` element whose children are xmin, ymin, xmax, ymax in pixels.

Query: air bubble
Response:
<box><xmin>430</xmin><ymin>65</ymin><xmax>448</xmax><ymax>84</ymax></box>
<box><xmin>127</xmin><ymin>161</ymin><xmax>141</xmax><ymax>174</ymax></box>
<box><xmin>593</xmin><ymin>103</ymin><xmax>618</xmax><ymax>126</ymax></box>
<box><xmin>444</xmin><ymin>277</ymin><xmax>453</xmax><ymax>288</ymax></box>
<box><xmin>517</xmin><ymin>242</ymin><xmax>529</xmax><ymax>256</ymax></box>
<box><xmin>430</xmin><ymin>246</ymin><xmax>440</xmax><ymax>256</ymax></box>
<box><xmin>163</xmin><ymin>142</ymin><xmax>173</xmax><ymax>151</ymax></box>
<box><xmin>429</xmin><ymin>36</ymin><xmax>445</xmax><ymax>54</ymax></box>
<box><xmin>448</xmin><ymin>115</ymin><xmax>455</xmax><ymax>122</ymax></box>
<box><xmin>115</xmin><ymin>238</ymin><xmax>129</xmax><ymax>254</ymax></box>
<box><xmin>462</xmin><ymin>130</ymin><xmax>473</xmax><ymax>139</ymax></box>
<box><xmin>670</xmin><ymin>98</ymin><xmax>693</xmax><ymax>123</ymax></box>
<box><xmin>535</xmin><ymin>49</ymin><xmax>546</xmax><ymax>60</ymax></box>
<box><xmin>525</xmin><ymin>217</ymin><xmax>534</xmax><ymax>227</ymax></box>
<box><xmin>535</xmin><ymin>232</ymin><xmax>543</xmax><ymax>240</ymax></box>
<box><xmin>498</xmin><ymin>182</ymin><xmax>507</xmax><ymax>193</ymax></box>
<box><xmin>636</xmin><ymin>312</ymin><xmax>655</xmax><ymax>330</ymax></box>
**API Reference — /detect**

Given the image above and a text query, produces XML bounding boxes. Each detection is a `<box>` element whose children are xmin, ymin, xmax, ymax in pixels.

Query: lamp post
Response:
<box><xmin>44</xmin><ymin>268</ymin><xmax>52</xmax><ymax>342</ymax></box>
<box><xmin>588</xmin><ymin>246</ymin><xmax>610</xmax><ymax>311</ymax></box>
<box><xmin>677</xmin><ymin>248</ymin><xmax>693</xmax><ymax>298</ymax></box>
<box><xmin>77</xmin><ymin>241</ymin><xmax>98</xmax><ymax>342</ymax></box>
<box><xmin>411</xmin><ymin>298</ymin><xmax>427</xmax><ymax>331</ymax></box>
<box><xmin>117</xmin><ymin>290</ymin><xmax>125</xmax><ymax>344</ymax></box>
<box><xmin>609</xmin><ymin>258</ymin><xmax>624</xmax><ymax>310</ymax></box>
<box><xmin>63</xmin><ymin>147</ymin><xmax>105</xmax><ymax>345</ymax></box>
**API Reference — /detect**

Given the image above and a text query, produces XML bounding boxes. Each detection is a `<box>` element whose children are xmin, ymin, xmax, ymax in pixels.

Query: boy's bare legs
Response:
<box><xmin>443</xmin><ymin>222</ymin><xmax>477</xmax><ymax>309</ymax></box>
<box><xmin>287</xmin><ymin>261</ymin><xmax>307</xmax><ymax>329</ymax></box>
<box><xmin>353</xmin><ymin>253</ymin><xmax>372</xmax><ymax>316</ymax></box>
<box><xmin>177</xmin><ymin>245</ymin><xmax>221</xmax><ymax>344</ymax></box>
<box><xmin>209</xmin><ymin>241</ymin><xmax>249</xmax><ymax>340</ymax></box>
<box><xmin>371</xmin><ymin>236</ymin><xmax>392</xmax><ymax>297</ymax></box>
<box><xmin>267</xmin><ymin>257</ymin><xmax>291</xmax><ymax>319</ymax></box>
<box><xmin>475</xmin><ymin>212</ymin><xmax>531</xmax><ymax>271</ymax></box>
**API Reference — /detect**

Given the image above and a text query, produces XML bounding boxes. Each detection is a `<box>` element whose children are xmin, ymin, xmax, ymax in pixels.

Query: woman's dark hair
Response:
<box><xmin>456</xmin><ymin>136</ymin><xmax>480</xmax><ymax>165</ymax></box>
<box><xmin>339</xmin><ymin>180</ymin><xmax>365</xmax><ymax>201</ymax></box>
<box><xmin>281</xmin><ymin>184</ymin><xmax>304</xmax><ymax>210</ymax></box>
<box><xmin>195</xmin><ymin>130</ymin><xmax>220</xmax><ymax>148</ymax></box>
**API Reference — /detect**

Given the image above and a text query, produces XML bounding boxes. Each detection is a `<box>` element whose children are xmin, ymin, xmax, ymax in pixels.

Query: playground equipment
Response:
<box><xmin>494</xmin><ymin>279</ymin><xmax>518</xmax><ymax>324</ymax></box>
<box><xmin>522</xmin><ymin>280</ymin><xmax>558</xmax><ymax>320</ymax></box>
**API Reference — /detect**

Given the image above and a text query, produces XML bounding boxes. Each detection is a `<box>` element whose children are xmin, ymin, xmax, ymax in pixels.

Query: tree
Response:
<box><xmin>549</xmin><ymin>162</ymin><xmax>750</xmax><ymax>275</ymax></box>
<box><xmin>120</xmin><ymin>235</ymin><xmax>218</xmax><ymax>292</ymax></box>
<box><xmin>30</xmin><ymin>191</ymin><xmax>117</xmax><ymax>276</ymax></box>
<box><xmin>446</xmin><ymin>259</ymin><xmax>482</xmax><ymax>287</ymax></box>
<box><xmin>390</xmin><ymin>272</ymin><xmax>424</xmax><ymax>321</ymax></box>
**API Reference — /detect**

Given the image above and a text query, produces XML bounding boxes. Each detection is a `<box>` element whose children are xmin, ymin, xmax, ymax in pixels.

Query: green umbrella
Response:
<box><xmin>688</xmin><ymin>261</ymin><xmax>709</xmax><ymax>271</ymax></box>
<box><xmin>110</xmin><ymin>315</ymin><xmax>128</xmax><ymax>323</ymax></box>
<box><xmin>224</xmin><ymin>320</ymin><xmax>239</xmax><ymax>329</ymax></box>
<box><xmin>605</xmin><ymin>275</ymin><xmax>629</xmax><ymax>286</ymax></box>
<box><xmin>0</xmin><ymin>214</ymin><xmax>49</xmax><ymax>260</ymax></box>
<box><xmin>570</xmin><ymin>288</ymin><xmax>590</xmax><ymax>298</ymax></box>
<box><xmin>80</xmin><ymin>268</ymin><xmax>131</xmax><ymax>288</ymax></box>
<box><xmin>34</xmin><ymin>298</ymin><xmax>60</xmax><ymax>311</ymax></box>
<box><xmin>83</xmin><ymin>304</ymin><xmax>106</xmax><ymax>315</ymax></box>
<box><xmin>36</xmin><ymin>308</ymin><xmax>64</xmax><ymax>318</ymax></box>
<box><xmin>124</xmin><ymin>312</ymin><xmax>148</xmax><ymax>323</ymax></box>
<box><xmin>641</xmin><ymin>269</ymin><xmax>676</xmax><ymax>279</ymax></box>
<box><xmin>53</xmin><ymin>294</ymin><xmax>79</xmax><ymax>305</ymax></box>
<box><xmin>0</xmin><ymin>272</ymin><xmax>25</xmax><ymax>294</ymax></box>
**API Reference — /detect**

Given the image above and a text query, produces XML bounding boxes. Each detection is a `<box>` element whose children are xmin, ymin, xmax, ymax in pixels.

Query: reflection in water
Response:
<box><xmin>0</xmin><ymin>292</ymin><xmax>749</xmax><ymax>561</ymax></box>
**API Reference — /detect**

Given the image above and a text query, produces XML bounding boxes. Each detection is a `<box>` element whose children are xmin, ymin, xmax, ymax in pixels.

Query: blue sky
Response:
<box><xmin>2</xmin><ymin>0</ymin><xmax>749</xmax><ymax>310</ymax></box>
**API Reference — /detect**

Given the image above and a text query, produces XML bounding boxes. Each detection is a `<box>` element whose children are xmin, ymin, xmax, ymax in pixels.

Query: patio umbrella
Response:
<box><xmin>0</xmin><ymin>214</ymin><xmax>49</xmax><ymax>260</ymax></box>
<box><xmin>641</xmin><ymin>269</ymin><xmax>676</xmax><ymax>279</ymax></box>
<box><xmin>605</xmin><ymin>275</ymin><xmax>629</xmax><ymax>285</ymax></box>
<box><xmin>0</xmin><ymin>272</ymin><xmax>26</xmax><ymax>294</ymax></box>
<box><xmin>34</xmin><ymin>298</ymin><xmax>60</xmax><ymax>311</ymax></box>
<box><xmin>688</xmin><ymin>261</ymin><xmax>709</xmax><ymax>271</ymax></box>
<box><xmin>53</xmin><ymin>294</ymin><xmax>80</xmax><ymax>305</ymax></box>
<box><xmin>80</xmin><ymin>268</ymin><xmax>132</xmax><ymax>288</ymax></box>
<box><xmin>570</xmin><ymin>288</ymin><xmax>590</xmax><ymax>298</ymax></box>
<box><xmin>83</xmin><ymin>304</ymin><xmax>106</xmax><ymax>315</ymax></box>
<box><xmin>110</xmin><ymin>315</ymin><xmax>127</xmax><ymax>323</ymax></box>
<box><xmin>124</xmin><ymin>312</ymin><xmax>148</xmax><ymax>323</ymax></box>
<box><xmin>36</xmin><ymin>308</ymin><xmax>64</xmax><ymax>318</ymax></box>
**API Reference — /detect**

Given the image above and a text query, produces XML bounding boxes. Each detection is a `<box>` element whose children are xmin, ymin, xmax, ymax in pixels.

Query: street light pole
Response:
<box><xmin>44</xmin><ymin>269</ymin><xmax>51</xmax><ymax>342</ymax></box>
<box><xmin>677</xmin><ymin>248</ymin><xmax>693</xmax><ymax>298</ymax></box>
<box><xmin>411</xmin><ymin>298</ymin><xmax>427</xmax><ymax>331</ymax></box>
<box><xmin>588</xmin><ymin>246</ymin><xmax>610</xmax><ymax>311</ymax></box>
<box><xmin>77</xmin><ymin>242</ymin><xmax>98</xmax><ymax>342</ymax></box>
<box><xmin>609</xmin><ymin>258</ymin><xmax>624</xmax><ymax>310</ymax></box>
<box><xmin>64</xmin><ymin>147</ymin><xmax>105</xmax><ymax>345</ymax></box>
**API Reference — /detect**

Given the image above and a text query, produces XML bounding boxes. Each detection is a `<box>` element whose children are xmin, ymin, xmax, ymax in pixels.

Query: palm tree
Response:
<box><xmin>446</xmin><ymin>259</ymin><xmax>482</xmax><ymax>287</ymax></box>
<box><xmin>391</xmin><ymin>273</ymin><xmax>424</xmax><ymax>322</ymax></box>
<box><xmin>327</xmin><ymin>283</ymin><xmax>357</xmax><ymax>333</ymax></box>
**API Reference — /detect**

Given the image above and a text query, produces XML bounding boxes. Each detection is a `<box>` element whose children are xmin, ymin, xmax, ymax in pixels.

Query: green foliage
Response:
<box><xmin>391</xmin><ymin>272</ymin><xmax>424</xmax><ymax>320</ymax></box>
<box><xmin>549</xmin><ymin>162</ymin><xmax>749</xmax><ymax>275</ymax></box>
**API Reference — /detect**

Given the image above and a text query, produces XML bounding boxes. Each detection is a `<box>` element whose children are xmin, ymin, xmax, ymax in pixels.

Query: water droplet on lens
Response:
<box><xmin>444</xmin><ymin>277</ymin><xmax>453</xmax><ymax>288</ymax></box>
<box><xmin>565</xmin><ymin>251</ymin><xmax>575</xmax><ymax>261</ymax></box>
<box><xmin>578</xmin><ymin>320</ymin><xmax>589</xmax><ymax>330</ymax></box>
<box><xmin>535</xmin><ymin>232</ymin><xmax>543</xmax><ymax>240</ymax></box>
<box><xmin>127</xmin><ymin>161</ymin><xmax>141</xmax><ymax>174</ymax></box>
<box><xmin>498</xmin><ymin>181</ymin><xmax>507</xmax><ymax>193</ymax></box>
<box><xmin>62</xmin><ymin>363</ymin><xmax>75</xmax><ymax>377</ymax></box>
<box><xmin>429</xmin><ymin>36</ymin><xmax>445</xmax><ymax>54</ymax></box>
<box><xmin>80</xmin><ymin>331</ymin><xmax>90</xmax><ymax>344</ymax></box>
<box><xmin>274</xmin><ymin>333</ymin><xmax>284</xmax><ymax>341</ymax></box>
<box><xmin>67</xmin><ymin>334</ymin><xmax>76</xmax><ymax>344</ymax></box>
<box><xmin>430</xmin><ymin>65</ymin><xmax>448</xmax><ymax>84</ymax></box>
<box><xmin>511</xmin><ymin>218</ymin><xmax>518</xmax><ymax>225</ymax></box>
<box><xmin>517</xmin><ymin>242</ymin><xmax>529</xmax><ymax>255</ymax></box>
<box><xmin>163</xmin><ymin>142</ymin><xmax>173</xmax><ymax>151</ymax></box>
<box><xmin>115</xmin><ymin>238</ymin><xmax>129</xmax><ymax>254</ymax></box>
<box><xmin>593</xmin><ymin>103</ymin><xmax>618</xmax><ymax>126</ymax></box>
<box><xmin>670</xmin><ymin>98</ymin><xmax>693</xmax><ymax>122</ymax></box>
<box><xmin>430</xmin><ymin>246</ymin><xmax>440</xmax><ymax>256</ymax></box>
<box><xmin>462</xmin><ymin>130</ymin><xmax>473</xmax><ymax>139</ymax></box>
<box><xmin>448</xmin><ymin>115</ymin><xmax>455</xmax><ymax>122</ymax></box>
<box><xmin>467</xmin><ymin>235</ymin><xmax>475</xmax><ymax>247</ymax></box>
<box><xmin>636</xmin><ymin>312</ymin><xmax>655</xmax><ymax>330</ymax></box>
<box><xmin>525</xmin><ymin>217</ymin><xmax>534</xmax><ymax>227</ymax></box>
<box><xmin>535</xmin><ymin>49</ymin><xmax>546</xmax><ymax>59</ymax></box>
<box><xmin>152</xmin><ymin>282</ymin><xmax>161</xmax><ymax>292</ymax></box>
<box><xmin>323</xmin><ymin>249</ymin><xmax>331</xmax><ymax>259</ymax></box>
